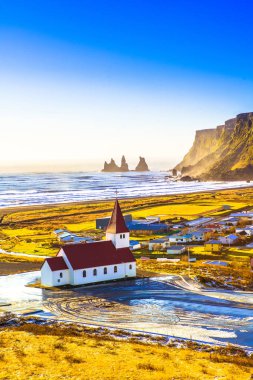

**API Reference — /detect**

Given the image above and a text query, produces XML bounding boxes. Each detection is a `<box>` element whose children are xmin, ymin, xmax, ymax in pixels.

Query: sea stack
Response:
<box><xmin>135</xmin><ymin>157</ymin><xmax>150</xmax><ymax>171</ymax></box>
<box><xmin>120</xmin><ymin>155</ymin><xmax>129</xmax><ymax>171</ymax></box>
<box><xmin>102</xmin><ymin>158</ymin><xmax>120</xmax><ymax>172</ymax></box>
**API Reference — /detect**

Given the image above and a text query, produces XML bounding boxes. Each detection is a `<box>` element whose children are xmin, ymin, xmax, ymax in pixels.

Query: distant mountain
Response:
<box><xmin>102</xmin><ymin>156</ymin><xmax>149</xmax><ymax>172</ymax></box>
<box><xmin>175</xmin><ymin>112</ymin><xmax>253</xmax><ymax>180</ymax></box>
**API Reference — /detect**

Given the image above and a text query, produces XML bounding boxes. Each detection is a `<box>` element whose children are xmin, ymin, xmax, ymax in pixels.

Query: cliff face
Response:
<box><xmin>175</xmin><ymin>113</ymin><xmax>253</xmax><ymax>180</ymax></box>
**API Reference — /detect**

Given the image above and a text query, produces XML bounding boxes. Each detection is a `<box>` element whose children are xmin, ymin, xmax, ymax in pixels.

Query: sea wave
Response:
<box><xmin>0</xmin><ymin>171</ymin><xmax>252</xmax><ymax>208</ymax></box>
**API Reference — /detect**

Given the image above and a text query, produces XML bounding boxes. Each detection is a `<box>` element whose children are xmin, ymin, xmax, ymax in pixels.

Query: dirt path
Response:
<box><xmin>0</xmin><ymin>262</ymin><xmax>42</xmax><ymax>276</ymax></box>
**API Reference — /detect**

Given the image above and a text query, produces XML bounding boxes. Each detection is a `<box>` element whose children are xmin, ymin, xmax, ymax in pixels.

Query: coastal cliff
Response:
<box><xmin>102</xmin><ymin>156</ymin><xmax>149</xmax><ymax>172</ymax></box>
<box><xmin>175</xmin><ymin>112</ymin><xmax>253</xmax><ymax>180</ymax></box>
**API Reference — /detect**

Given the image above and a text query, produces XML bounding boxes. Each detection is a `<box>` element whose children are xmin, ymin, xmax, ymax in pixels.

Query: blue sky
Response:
<box><xmin>1</xmin><ymin>0</ymin><xmax>253</xmax><ymax>171</ymax></box>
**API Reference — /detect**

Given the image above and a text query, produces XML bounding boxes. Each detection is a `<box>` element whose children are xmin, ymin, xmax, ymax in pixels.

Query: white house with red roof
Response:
<box><xmin>40</xmin><ymin>199</ymin><xmax>136</xmax><ymax>287</ymax></box>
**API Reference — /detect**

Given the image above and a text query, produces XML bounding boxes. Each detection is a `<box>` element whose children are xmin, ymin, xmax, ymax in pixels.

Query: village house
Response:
<box><xmin>167</xmin><ymin>245</ymin><xmax>186</xmax><ymax>255</ymax></box>
<box><xmin>204</xmin><ymin>240</ymin><xmax>223</xmax><ymax>252</ymax></box>
<box><xmin>236</xmin><ymin>226</ymin><xmax>253</xmax><ymax>237</ymax></box>
<box><xmin>129</xmin><ymin>240</ymin><xmax>141</xmax><ymax>250</ymax></box>
<box><xmin>190</xmin><ymin>231</ymin><xmax>206</xmax><ymax>242</ymax></box>
<box><xmin>169</xmin><ymin>234</ymin><xmax>192</xmax><ymax>244</ymax></box>
<box><xmin>219</xmin><ymin>234</ymin><xmax>239</xmax><ymax>245</ymax></box>
<box><xmin>185</xmin><ymin>217</ymin><xmax>212</xmax><ymax>228</ymax></box>
<box><xmin>148</xmin><ymin>237</ymin><xmax>170</xmax><ymax>251</ymax></box>
<box><xmin>41</xmin><ymin>199</ymin><xmax>136</xmax><ymax>287</ymax></box>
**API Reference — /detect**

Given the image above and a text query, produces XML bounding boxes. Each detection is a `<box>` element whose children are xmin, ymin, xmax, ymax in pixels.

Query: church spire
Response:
<box><xmin>106</xmin><ymin>199</ymin><xmax>129</xmax><ymax>234</ymax></box>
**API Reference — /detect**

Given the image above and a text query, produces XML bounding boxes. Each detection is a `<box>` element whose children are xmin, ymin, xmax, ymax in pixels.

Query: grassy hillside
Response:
<box><xmin>0</xmin><ymin>323</ymin><xmax>252</xmax><ymax>380</ymax></box>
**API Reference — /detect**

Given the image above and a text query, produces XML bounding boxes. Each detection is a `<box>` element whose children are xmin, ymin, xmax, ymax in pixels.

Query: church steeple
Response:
<box><xmin>106</xmin><ymin>198</ymin><xmax>129</xmax><ymax>249</ymax></box>
<box><xmin>106</xmin><ymin>199</ymin><xmax>129</xmax><ymax>234</ymax></box>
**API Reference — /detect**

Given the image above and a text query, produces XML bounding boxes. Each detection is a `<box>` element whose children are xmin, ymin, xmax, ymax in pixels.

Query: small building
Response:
<box><xmin>149</xmin><ymin>238</ymin><xmax>170</xmax><ymax>251</ymax></box>
<box><xmin>236</xmin><ymin>226</ymin><xmax>253</xmax><ymax>236</ymax></box>
<box><xmin>204</xmin><ymin>223</ymin><xmax>222</xmax><ymax>231</ymax></box>
<box><xmin>185</xmin><ymin>217</ymin><xmax>212</xmax><ymax>228</ymax></box>
<box><xmin>127</xmin><ymin>221</ymin><xmax>169</xmax><ymax>232</ymax></box>
<box><xmin>129</xmin><ymin>240</ymin><xmax>141</xmax><ymax>250</ymax></box>
<box><xmin>169</xmin><ymin>234</ymin><xmax>192</xmax><ymax>244</ymax></box>
<box><xmin>54</xmin><ymin>230</ymin><xmax>94</xmax><ymax>244</ymax></box>
<box><xmin>190</xmin><ymin>231</ymin><xmax>205</xmax><ymax>242</ymax></box>
<box><xmin>219</xmin><ymin>234</ymin><xmax>239</xmax><ymax>245</ymax></box>
<box><xmin>171</xmin><ymin>223</ymin><xmax>185</xmax><ymax>230</ymax></box>
<box><xmin>167</xmin><ymin>245</ymin><xmax>186</xmax><ymax>255</ymax></box>
<box><xmin>204</xmin><ymin>240</ymin><xmax>223</xmax><ymax>252</ymax></box>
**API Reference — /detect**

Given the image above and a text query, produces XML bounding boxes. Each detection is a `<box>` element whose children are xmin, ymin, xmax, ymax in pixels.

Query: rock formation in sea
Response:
<box><xmin>135</xmin><ymin>157</ymin><xmax>150</xmax><ymax>172</ymax></box>
<box><xmin>174</xmin><ymin>112</ymin><xmax>253</xmax><ymax>180</ymax></box>
<box><xmin>102</xmin><ymin>156</ymin><xmax>149</xmax><ymax>172</ymax></box>
<box><xmin>120</xmin><ymin>155</ymin><xmax>129</xmax><ymax>171</ymax></box>
<box><xmin>102</xmin><ymin>158</ymin><xmax>120</xmax><ymax>172</ymax></box>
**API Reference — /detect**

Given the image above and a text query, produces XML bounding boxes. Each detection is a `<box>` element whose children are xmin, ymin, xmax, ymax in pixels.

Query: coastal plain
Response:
<box><xmin>1</xmin><ymin>187</ymin><xmax>253</xmax><ymax>379</ymax></box>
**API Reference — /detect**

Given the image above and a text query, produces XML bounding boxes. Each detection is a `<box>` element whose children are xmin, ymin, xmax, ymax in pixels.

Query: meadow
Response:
<box><xmin>0</xmin><ymin>322</ymin><xmax>252</xmax><ymax>380</ymax></box>
<box><xmin>0</xmin><ymin>187</ymin><xmax>253</xmax><ymax>258</ymax></box>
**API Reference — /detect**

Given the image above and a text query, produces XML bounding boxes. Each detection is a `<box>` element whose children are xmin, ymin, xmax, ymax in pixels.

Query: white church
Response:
<box><xmin>40</xmin><ymin>199</ymin><xmax>136</xmax><ymax>287</ymax></box>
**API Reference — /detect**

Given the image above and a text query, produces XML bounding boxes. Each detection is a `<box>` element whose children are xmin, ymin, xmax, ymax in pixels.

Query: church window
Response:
<box><xmin>123</xmin><ymin>234</ymin><xmax>125</xmax><ymax>238</ymax></box>
<box><xmin>83</xmin><ymin>270</ymin><xmax>86</xmax><ymax>278</ymax></box>
<box><xmin>120</xmin><ymin>234</ymin><xmax>122</xmax><ymax>239</ymax></box>
<box><xmin>60</xmin><ymin>272</ymin><xmax>63</xmax><ymax>278</ymax></box>
<box><xmin>129</xmin><ymin>264</ymin><xmax>132</xmax><ymax>270</ymax></box>
<box><xmin>93</xmin><ymin>269</ymin><xmax>97</xmax><ymax>276</ymax></box>
<box><xmin>104</xmin><ymin>267</ymin><xmax>107</xmax><ymax>274</ymax></box>
<box><xmin>114</xmin><ymin>266</ymin><xmax>117</xmax><ymax>273</ymax></box>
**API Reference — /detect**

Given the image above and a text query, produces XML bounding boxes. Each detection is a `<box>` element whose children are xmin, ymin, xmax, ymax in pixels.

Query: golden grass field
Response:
<box><xmin>137</xmin><ymin>259</ymin><xmax>253</xmax><ymax>289</ymax></box>
<box><xmin>0</xmin><ymin>187</ymin><xmax>253</xmax><ymax>258</ymax></box>
<box><xmin>0</xmin><ymin>323</ymin><xmax>252</xmax><ymax>380</ymax></box>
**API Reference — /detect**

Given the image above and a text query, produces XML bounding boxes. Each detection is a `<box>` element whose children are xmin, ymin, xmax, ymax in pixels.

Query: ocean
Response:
<box><xmin>0</xmin><ymin>171</ymin><xmax>252</xmax><ymax>208</ymax></box>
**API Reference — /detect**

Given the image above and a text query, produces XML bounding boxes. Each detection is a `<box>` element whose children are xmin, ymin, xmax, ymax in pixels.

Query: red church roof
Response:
<box><xmin>106</xmin><ymin>199</ymin><xmax>129</xmax><ymax>234</ymax></box>
<box><xmin>44</xmin><ymin>256</ymin><xmax>69</xmax><ymax>272</ymax></box>
<box><xmin>62</xmin><ymin>240</ymin><xmax>135</xmax><ymax>270</ymax></box>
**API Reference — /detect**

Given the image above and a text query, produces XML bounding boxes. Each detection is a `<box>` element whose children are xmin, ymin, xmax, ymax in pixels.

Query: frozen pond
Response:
<box><xmin>0</xmin><ymin>272</ymin><xmax>253</xmax><ymax>348</ymax></box>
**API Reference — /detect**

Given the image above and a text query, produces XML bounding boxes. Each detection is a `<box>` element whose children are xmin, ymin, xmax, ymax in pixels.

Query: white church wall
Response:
<box><xmin>124</xmin><ymin>262</ymin><xmax>136</xmax><ymax>277</ymax></box>
<box><xmin>52</xmin><ymin>269</ymin><xmax>70</xmax><ymax>286</ymax></box>
<box><xmin>41</xmin><ymin>261</ymin><xmax>54</xmax><ymax>287</ymax></box>
<box><xmin>72</xmin><ymin>263</ymin><xmax>127</xmax><ymax>285</ymax></box>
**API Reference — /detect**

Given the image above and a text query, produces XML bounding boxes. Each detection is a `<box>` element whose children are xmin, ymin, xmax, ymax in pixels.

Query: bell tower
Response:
<box><xmin>106</xmin><ymin>196</ymin><xmax>129</xmax><ymax>249</ymax></box>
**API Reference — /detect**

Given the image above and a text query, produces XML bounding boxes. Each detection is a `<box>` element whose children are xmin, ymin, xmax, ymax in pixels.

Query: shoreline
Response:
<box><xmin>0</xmin><ymin>183</ymin><xmax>252</xmax><ymax>215</ymax></box>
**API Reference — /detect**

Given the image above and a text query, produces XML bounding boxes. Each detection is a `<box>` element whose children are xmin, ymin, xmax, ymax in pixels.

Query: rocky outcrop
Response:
<box><xmin>102</xmin><ymin>159</ymin><xmax>120</xmax><ymax>172</ymax></box>
<box><xmin>175</xmin><ymin>112</ymin><xmax>253</xmax><ymax>180</ymax></box>
<box><xmin>120</xmin><ymin>156</ymin><xmax>129</xmax><ymax>172</ymax></box>
<box><xmin>102</xmin><ymin>156</ymin><xmax>149</xmax><ymax>172</ymax></box>
<box><xmin>135</xmin><ymin>157</ymin><xmax>150</xmax><ymax>172</ymax></box>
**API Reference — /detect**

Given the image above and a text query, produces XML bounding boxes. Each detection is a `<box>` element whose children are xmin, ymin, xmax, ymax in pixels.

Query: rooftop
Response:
<box><xmin>62</xmin><ymin>241</ymin><xmax>135</xmax><ymax>270</ymax></box>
